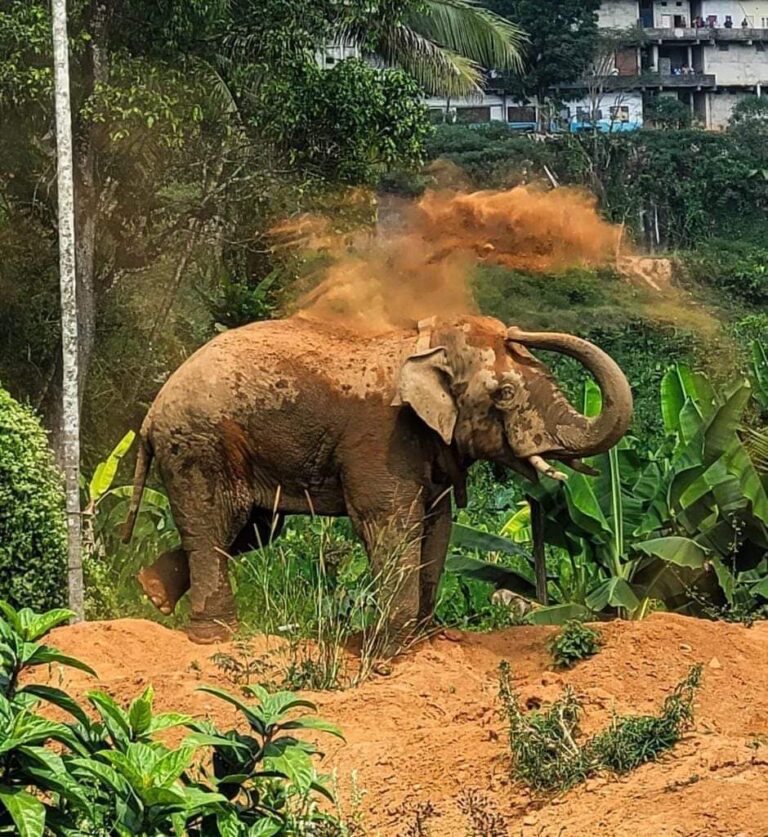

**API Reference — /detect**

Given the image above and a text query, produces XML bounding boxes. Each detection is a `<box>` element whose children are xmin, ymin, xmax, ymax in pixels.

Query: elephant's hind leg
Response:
<box><xmin>162</xmin><ymin>462</ymin><xmax>251</xmax><ymax>644</ymax></box>
<box><xmin>138</xmin><ymin>548</ymin><xmax>189</xmax><ymax>615</ymax></box>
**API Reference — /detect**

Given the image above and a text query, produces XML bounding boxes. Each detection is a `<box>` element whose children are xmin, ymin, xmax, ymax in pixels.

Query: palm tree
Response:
<box><xmin>51</xmin><ymin>0</ymin><xmax>84</xmax><ymax>620</ymax></box>
<box><xmin>371</xmin><ymin>0</ymin><xmax>527</xmax><ymax>97</ymax></box>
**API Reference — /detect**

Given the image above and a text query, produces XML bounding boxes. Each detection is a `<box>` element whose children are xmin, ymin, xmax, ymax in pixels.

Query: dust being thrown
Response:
<box><xmin>276</xmin><ymin>186</ymin><xmax>625</xmax><ymax>333</ymax></box>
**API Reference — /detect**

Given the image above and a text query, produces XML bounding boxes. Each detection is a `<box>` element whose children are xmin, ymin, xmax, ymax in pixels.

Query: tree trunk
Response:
<box><xmin>47</xmin><ymin>1</ymin><xmax>110</xmax><ymax>460</ymax></box>
<box><xmin>52</xmin><ymin>0</ymin><xmax>84</xmax><ymax>620</ymax></box>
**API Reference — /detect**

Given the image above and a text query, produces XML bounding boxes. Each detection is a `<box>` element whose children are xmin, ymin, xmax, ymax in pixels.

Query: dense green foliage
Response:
<box><xmin>500</xmin><ymin>661</ymin><xmax>702</xmax><ymax>793</ymax></box>
<box><xmin>427</xmin><ymin>124</ymin><xmax>768</xmax><ymax>247</ymax></box>
<box><xmin>446</xmin><ymin>354</ymin><xmax>768</xmax><ymax>626</ymax></box>
<box><xmin>483</xmin><ymin>0</ymin><xmax>601</xmax><ymax>102</ymax></box>
<box><xmin>0</xmin><ymin>387</ymin><xmax>66</xmax><ymax>612</ymax></box>
<box><xmin>0</xmin><ymin>0</ymin><xmax>434</xmax><ymax>463</ymax></box>
<box><xmin>0</xmin><ymin>601</ymin><xmax>345</xmax><ymax>835</ymax></box>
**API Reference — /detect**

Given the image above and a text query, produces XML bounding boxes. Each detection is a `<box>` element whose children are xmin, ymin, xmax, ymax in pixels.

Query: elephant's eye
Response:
<box><xmin>494</xmin><ymin>384</ymin><xmax>516</xmax><ymax>404</ymax></box>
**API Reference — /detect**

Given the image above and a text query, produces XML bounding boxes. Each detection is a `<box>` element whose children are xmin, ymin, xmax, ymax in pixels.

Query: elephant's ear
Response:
<box><xmin>393</xmin><ymin>347</ymin><xmax>457</xmax><ymax>445</ymax></box>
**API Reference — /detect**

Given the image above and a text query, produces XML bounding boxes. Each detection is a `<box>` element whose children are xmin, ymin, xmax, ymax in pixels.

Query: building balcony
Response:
<box><xmin>647</xmin><ymin>72</ymin><xmax>716</xmax><ymax>88</ymax></box>
<box><xmin>643</xmin><ymin>26</ymin><xmax>768</xmax><ymax>43</ymax></box>
<box><xmin>554</xmin><ymin>72</ymin><xmax>716</xmax><ymax>92</ymax></box>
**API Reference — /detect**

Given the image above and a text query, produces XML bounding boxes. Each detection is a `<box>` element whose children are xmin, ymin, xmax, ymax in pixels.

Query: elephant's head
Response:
<box><xmin>394</xmin><ymin>316</ymin><xmax>633</xmax><ymax>481</ymax></box>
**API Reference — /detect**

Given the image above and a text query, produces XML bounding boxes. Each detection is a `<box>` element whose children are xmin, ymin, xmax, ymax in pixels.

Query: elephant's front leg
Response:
<box><xmin>347</xmin><ymin>499</ymin><xmax>424</xmax><ymax>658</ymax></box>
<box><xmin>418</xmin><ymin>491</ymin><xmax>453</xmax><ymax>627</ymax></box>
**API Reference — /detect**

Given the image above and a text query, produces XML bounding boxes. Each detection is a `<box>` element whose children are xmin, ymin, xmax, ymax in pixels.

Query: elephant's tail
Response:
<box><xmin>121</xmin><ymin>434</ymin><xmax>153</xmax><ymax>544</ymax></box>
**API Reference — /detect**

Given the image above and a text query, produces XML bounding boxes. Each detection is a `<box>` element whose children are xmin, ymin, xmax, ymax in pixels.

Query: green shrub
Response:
<box><xmin>499</xmin><ymin>661</ymin><xmax>702</xmax><ymax>794</ymax></box>
<box><xmin>682</xmin><ymin>238</ymin><xmax>768</xmax><ymax>307</ymax></box>
<box><xmin>0</xmin><ymin>600</ymin><xmax>346</xmax><ymax>835</ymax></box>
<box><xmin>589</xmin><ymin>666</ymin><xmax>702</xmax><ymax>773</ymax></box>
<box><xmin>547</xmin><ymin>620</ymin><xmax>602</xmax><ymax>668</ymax></box>
<box><xmin>0</xmin><ymin>385</ymin><xmax>66</xmax><ymax>611</ymax></box>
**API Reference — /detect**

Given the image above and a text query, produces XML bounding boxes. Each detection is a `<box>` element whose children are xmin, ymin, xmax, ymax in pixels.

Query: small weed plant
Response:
<box><xmin>548</xmin><ymin>620</ymin><xmax>602</xmax><ymax>669</ymax></box>
<box><xmin>499</xmin><ymin>661</ymin><xmax>703</xmax><ymax>794</ymax></box>
<box><xmin>0</xmin><ymin>600</ymin><xmax>348</xmax><ymax>835</ymax></box>
<box><xmin>457</xmin><ymin>788</ymin><xmax>508</xmax><ymax>837</ymax></box>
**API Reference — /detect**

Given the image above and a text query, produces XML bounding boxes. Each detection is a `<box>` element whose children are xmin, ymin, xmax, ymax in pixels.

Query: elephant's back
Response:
<box><xmin>146</xmin><ymin>316</ymin><xmax>414</xmax><ymax>431</ymax></box>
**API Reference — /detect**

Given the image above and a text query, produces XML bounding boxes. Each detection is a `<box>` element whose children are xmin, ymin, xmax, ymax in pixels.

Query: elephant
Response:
<box><xmin>122</xmin><ymin>314</ymin><xmax>632</xmax><ymax>647</ymax></box>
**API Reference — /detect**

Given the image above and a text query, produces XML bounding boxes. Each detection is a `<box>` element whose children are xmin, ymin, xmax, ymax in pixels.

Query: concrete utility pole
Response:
<box><xmin>51</xmin><ymin>0</ymin><xmax>84</xmax><ymax>620</ymax></box>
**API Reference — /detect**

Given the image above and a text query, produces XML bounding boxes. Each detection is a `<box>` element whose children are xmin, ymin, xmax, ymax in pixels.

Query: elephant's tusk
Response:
<box><xmin>529</xmin><ymin>455</ymin><xmax>568</xmax><ymax>482</ymax></box>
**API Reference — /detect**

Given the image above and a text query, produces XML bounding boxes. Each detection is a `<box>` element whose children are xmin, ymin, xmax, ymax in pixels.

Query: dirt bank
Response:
<box><xmin>35</xmin><ymin>613</ymin><xmax>768</xmax><ymax>836</ymax></box>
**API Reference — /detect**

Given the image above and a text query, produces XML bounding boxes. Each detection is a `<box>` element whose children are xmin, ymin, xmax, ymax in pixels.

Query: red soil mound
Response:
<box><xmin>33</xmin><ymin>614</ymin><xmax>768</xmax><ymax>836</ymax></box>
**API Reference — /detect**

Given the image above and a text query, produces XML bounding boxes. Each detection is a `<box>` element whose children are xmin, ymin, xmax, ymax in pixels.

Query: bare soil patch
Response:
<box><xmin>33</xmin><ymin>613</ymin><xmax>768</xmax><ymax>836</ymax></box>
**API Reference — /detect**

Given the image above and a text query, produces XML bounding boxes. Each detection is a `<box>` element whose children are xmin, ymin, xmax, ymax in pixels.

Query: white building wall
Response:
<box><xmin>599</xmin><ymin>0</ymin><xmax>639</xmax><ymax>28</ymax></box>
<box><xmin>700</xmin><ymin>2</ymin><xmax>768</xmax><ymax>26</ymax></box>
<box><xmin>707</xmin><ymin>90</ymin><xmax>752</xmax><ymax>126</ymax></box>
<box><xmin>424</xmin><ymin>93</ymin><xmax>507</xmax><ymax>122</ymax></box>
<box><xmin>564</xmin><ymin>90</ymin><xmax>644</xmax><ymax>124</ymax></box>
<box><xmin>703</xmin><ymin>43</ymin><xmax>768</xmax><ymax>83</ymax></box>
<box><xmin>653</xmin><ymin>0</ymin><xmax>692</xmax><ymax>26</ymax></box>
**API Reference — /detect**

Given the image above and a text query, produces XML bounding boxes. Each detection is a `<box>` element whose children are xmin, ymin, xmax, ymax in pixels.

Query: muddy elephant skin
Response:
<box><xmin>123</xmin><ymin>314</ymin><xmax>633</xmax><ymax>646</ymax></box>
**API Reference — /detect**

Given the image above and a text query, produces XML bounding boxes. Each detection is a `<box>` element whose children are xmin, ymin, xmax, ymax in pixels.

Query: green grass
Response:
<box><xmin>499</xmin><ymin>661</ymin><xmax>703</xmax><ymax>793</ymax></box>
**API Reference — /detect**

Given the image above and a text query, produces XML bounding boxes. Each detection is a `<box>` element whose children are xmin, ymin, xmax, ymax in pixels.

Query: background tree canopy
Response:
<box><xmin>482</xmin><ymin>0</ymin><xmax>601</xmax><ymax>101</ymax></box>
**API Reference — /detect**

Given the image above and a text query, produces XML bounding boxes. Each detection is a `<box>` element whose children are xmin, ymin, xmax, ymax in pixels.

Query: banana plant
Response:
<box><xmin>525</xmin><ymin>365</ymin><xmax>768</xmax><ymax>622</ymax></box>
<box><xmin>751</xmin><ymin>339</ymin><xmax>768</xmax><ymax>416</ymax></box>
<box><xmin>84</xmin><ymin>431</ymin><xmax>177</xmax><ymax>552</ymax></box>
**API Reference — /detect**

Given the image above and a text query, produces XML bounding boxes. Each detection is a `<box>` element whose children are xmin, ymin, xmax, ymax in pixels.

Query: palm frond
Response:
<box><xmin>745</xmin><ymin>427</ymin><xmax>768</xmax><ymax>474</ymax></box>
<box><xmin>405</xmin><ymin>0</ymin><xmax>527</xmax><ymax>73</ymax></box>
<box><xmin>377</xmin><ymin>23</ymin><xmax>485</xmax><ymax>97</ymax></box>
<box><xmin>189</xmin><ymin>56</ymin><xmax>240</xmax><ymax>119</ymax></box>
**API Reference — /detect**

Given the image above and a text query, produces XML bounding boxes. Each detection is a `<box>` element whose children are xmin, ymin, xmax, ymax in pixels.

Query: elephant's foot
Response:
<box><xmin>138</xmin><ymin>549</ymin><xmax>190</xmax><ymax>615</ymax></box>
<box><xmin>186</xmin><ymin>616</ymin><xmax>237</xmax><ymax>645</ymax></box>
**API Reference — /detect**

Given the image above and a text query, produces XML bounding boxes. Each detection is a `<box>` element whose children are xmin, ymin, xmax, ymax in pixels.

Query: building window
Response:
<box><xmin>576</xmin><ymin>107</ymin><xmax>603</xmax><ymax>122</ymax></box>
<box><xmin>507</xmin><ymin>106</ymin><xmax>536</xmax><ymax>123</ymax></box>
<box><xmin>610</xmin><ymin>106</ymin><xmax>630</xmax><ymax>123</ymax></box>
<box><xmin>455</xmin><ymin>106</ymin><xmax>491</xmax><ymax>124</ymax></box>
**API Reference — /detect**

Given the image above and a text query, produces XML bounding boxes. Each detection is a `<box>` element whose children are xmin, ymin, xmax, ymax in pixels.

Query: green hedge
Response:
<box><xmin>0</xmin><ymin>384</ymin><xmax>67</xmax><ymax>610</ymax></box>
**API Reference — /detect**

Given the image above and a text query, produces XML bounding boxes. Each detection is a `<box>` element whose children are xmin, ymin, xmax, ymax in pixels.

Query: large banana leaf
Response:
<box><xmin>450</xmin><ymin>524</ymin><xmax>531</xmax><ymax>559</ymax></box>
<box><xmin>751</xmin><ymin>340</ymin><xmax>768</xmax><ymax>412</ymax></box>
<box><xmin>562</xmin><ymin>473</ymin><xmax>612</xmax><ymax>540</ymax></box>
<box><xmin>633</xmin><ymin>537</ymin><xmax>709</xmax><ymax>568</ymax></box>
<box><xmin>702</xmin><ymin>383</ymin><xmax>751</xmax><ymax>464</ymax></box>
<box><xmin>660</xmin><ymin>364</ymin><xmax>714</xmax><ymax>437</ymax></box>
<box><xmin>585</xmin><ymin>577</ymin><xmax>639</xmax><ymax>612</ymax></box>
<box><xmin>525</xmin><ymin>603</ymin><xmax>593</xmax><ymax>625</ymax></box>
<box><xmin>445</xmin><ymin>554</ymin><xmax>537</xmax><ymax>599</ymax></box>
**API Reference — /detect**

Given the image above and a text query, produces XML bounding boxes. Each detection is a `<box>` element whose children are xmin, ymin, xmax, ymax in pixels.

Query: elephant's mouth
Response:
<box><xmin>500</xmin><ymin>439</ymin><xmax>598</xmax><ymax>484</ymax></box>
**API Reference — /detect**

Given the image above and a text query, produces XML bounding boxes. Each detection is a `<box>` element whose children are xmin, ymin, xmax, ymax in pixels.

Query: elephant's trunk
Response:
<box><xmin>507</xmin><ymin>326</ymin><xmax>633</xmax><ymax>458</ymax></box>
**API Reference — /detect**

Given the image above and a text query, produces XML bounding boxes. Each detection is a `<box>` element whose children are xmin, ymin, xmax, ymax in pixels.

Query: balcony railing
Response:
<box><xmin>643</xmin><ymin>26</ymin><xmax>768</xmax><ymax>42</ymax></box>
<box><xmin>554</xmin><ymin>72</ymin><xmax>716</xmax><ymax>91</ymax></box>
<box><xmin>649</xmin><ymin>72</ymin><xmax>717</xmax><ymax>87</ymax></box>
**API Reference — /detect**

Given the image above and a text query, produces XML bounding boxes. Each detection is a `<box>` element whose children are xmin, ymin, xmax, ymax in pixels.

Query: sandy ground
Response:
<box><xmin>30</xmin><ymin>613</ymin><xmax>768</xmax><ymax>836</ymax></box>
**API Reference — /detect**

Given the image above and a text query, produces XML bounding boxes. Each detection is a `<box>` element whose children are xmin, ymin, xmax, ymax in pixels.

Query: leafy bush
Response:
<box><xmin>499</xmin><ymin>661</ymin><xmax>702</xmax><ymax>793</ymax></box>
<box><xmin>682</xmin><ymin>237</ymin><xmax>768</xmax><ymax>307</ymax></box>
<box><xmin>0</xmin><ymin>600</ymin><xmax>346</xmax><ymax>836</ymax></box>
<box><xmin>0</xmin><ymin>385</ymin><xmax>66</xmax><ymax>611</ymax></box>
<box><xmin>646</xmin><ymin>96</ymin><xmax>692</xmax><ymax>130</ymax></box>
<box><xmin>547</xmin><ymin>620</ymin><xmax>602</xmax><ymax>669</ymax></box>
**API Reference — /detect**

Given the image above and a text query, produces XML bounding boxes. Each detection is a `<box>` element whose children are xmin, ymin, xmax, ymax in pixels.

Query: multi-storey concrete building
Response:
<box><xmin>425</xmin><ymin>0</ymin><xmax>768</xmax><ymax>130</ymax></box>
